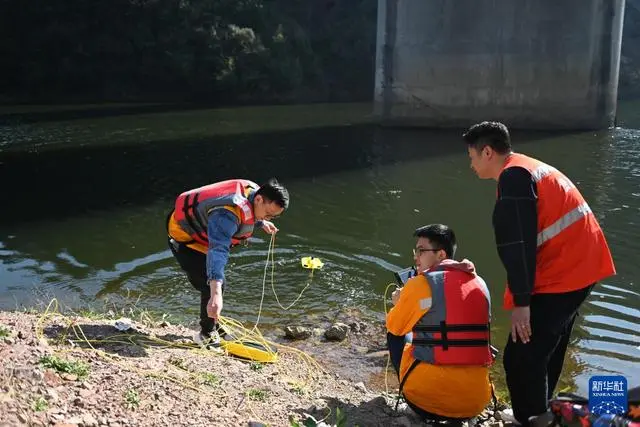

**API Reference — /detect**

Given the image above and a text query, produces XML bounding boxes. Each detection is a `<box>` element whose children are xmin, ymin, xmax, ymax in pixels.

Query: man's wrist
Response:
<box><xmin>208</xmin><ymin>279</ymin><xmax>223</xmax><ymax>292</ymax></box>
<box><xmin>513</xmin><ymin>292</ymin><xmax>531</xmax><ymax>307</ymax></box>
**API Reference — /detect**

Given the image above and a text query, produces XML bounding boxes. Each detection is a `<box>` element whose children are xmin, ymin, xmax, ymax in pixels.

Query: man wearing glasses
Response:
<box><xmin>387</xmin><ymin>224</ymin><xmax>493</xmax><ymax>423</ymax></box>
<box><xmin>166</xmin><ymin>177</ymin><xmax>289</xmax><ymax>346</ymax></box>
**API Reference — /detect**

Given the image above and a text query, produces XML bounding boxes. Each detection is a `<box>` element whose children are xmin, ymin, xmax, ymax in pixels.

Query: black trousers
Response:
<box><xmin>387</xmin><ymin>332</ymin><xmax>467</xmax><ymax>425</ymax></box>
<box><xmin>503</xmin><ymin>284</ymin><xmax>594</xmax><ymax>426</ymax></box>
<box><xmin>168</xmin><ymin>238</ymin><xmax>225</xmax><ymax>335</ymax></box>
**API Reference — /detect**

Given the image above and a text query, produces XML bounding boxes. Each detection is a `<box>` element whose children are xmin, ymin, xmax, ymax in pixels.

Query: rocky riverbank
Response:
<box><xmin>0</xmin><ymin>309</ymin><xmax>511</xmax><ymax>427</ymax></box>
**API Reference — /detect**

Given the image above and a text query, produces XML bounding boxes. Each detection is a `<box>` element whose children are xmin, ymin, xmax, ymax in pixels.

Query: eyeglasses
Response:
<box><xmin>262</xmin><ymin>203</ymin><xmax>282</xmax><ymax>220</ymax></box>
<box><xmin>413</xmin><ymin>248</ymin><xmax>440</xmax><ymax>256</ymax></box>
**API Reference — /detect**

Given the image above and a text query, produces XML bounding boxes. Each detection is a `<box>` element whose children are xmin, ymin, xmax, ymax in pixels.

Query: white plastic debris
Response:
<box><xmin>114</xmin><ymin>318</ymin><xmax>133</xmax><ymax>332</ymax></box>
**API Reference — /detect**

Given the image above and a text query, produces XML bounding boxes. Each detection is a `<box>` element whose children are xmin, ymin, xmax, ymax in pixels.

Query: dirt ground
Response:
<box><xmin>0</xmin><ymin>310</ymin><xmax>508</xmax><ymax>427</ymax></box>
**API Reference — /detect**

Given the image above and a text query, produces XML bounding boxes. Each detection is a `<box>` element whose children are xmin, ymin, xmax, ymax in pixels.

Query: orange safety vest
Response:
<box><xmin>411</xmin><ymin>264</ymin><xmax>493</xmax><ymax>366</ymax></box>
<box><xmin>172</xmin><ymin>179</ymin><xmax>259</xmax><ymax>247</ymax></box>
<box><xmin>499</xmin><ymin>153</ymin><xmax>616</xmax><ymax>309</ymax></box>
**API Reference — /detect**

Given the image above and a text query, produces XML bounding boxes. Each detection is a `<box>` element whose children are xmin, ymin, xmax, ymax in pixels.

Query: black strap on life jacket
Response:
<box><xmin>165</xmin><ymin>209</ymin><xmax>174</xmax><ymax>234</ymax></box>
<box><xmin>181</xmin><ymin>193</ymin><xmax>209</xmax><ymax>243</ymax></box>
<box><xmin>413</xmin><ymin>321</ymin><xmax>490</xmax><ymax>350</ymax></box>
<box><xmin>395</xmin><ymin>358</ymin><xmax>421</xmax><ymax>411</ymax></box>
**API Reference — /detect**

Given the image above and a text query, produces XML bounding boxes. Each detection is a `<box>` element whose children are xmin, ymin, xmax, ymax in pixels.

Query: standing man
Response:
<box><xmin>462</xmin><ymin>121</ymin><xmax>616</xmax><ymax>425</ymax></box>
<box><xmin>166</xmin><ymin>178</ymin><xmax>289</xmax><ymax>346</ymax></box>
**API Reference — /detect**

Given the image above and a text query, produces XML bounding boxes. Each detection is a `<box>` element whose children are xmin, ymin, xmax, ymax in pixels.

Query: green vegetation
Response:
<box><xmin>249</xmin><ymin>362</ymin><xmax>264</xmax><ymax>372</ymax></box>
<box><xmin>124</xmin><ymin>389</ymin><xmax>140</xmax><ymax>409</ymax></box>
<box><xmin>32</xmin><ymin>396</ymin><xmax>48</xmax><ymax>412</ymax></box>
<box><xmin>247</xmin><ymin>388</ymin><xmax>268</xmax><ymax>401</ymax></box>
<box><xmin>200</xmin><ymin>372</ymin><xmax>220</xmax><ymax>387</ymax></box>
<box><xmin>38</xmin><ymin>355</ymin><xmax>90</xmax><ymax>380</ymax></box>
<box><xmin>0</xmin><ymin>0</ymin><xmax>376</xmax><ymax>104</ymax></box>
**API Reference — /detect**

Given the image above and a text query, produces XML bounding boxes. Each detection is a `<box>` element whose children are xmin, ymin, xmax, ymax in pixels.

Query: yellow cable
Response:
<box><xmin>250</xmin><ymin>232</ymin><xmax>273</xmax><ymax>331</ymax></box>
<box><xmin>36</xmin><ymin>299</ymin><xmax>224</xmax><ymax>397</ymax></box>
<box><xmin>30</xmin><ymin>234</ymin><xmax>345</xmax><ymax>425</ymax></box>
<box><xmin>382</xmin><ymin>282</ymin><xmax>398</xmax><ymax>399</ymax></box>
<box><xmin>267</xmin><ymin>232</ymin><xmax>315</xmax><ymax>311</ymax></box>
<box><xmin>33</xmin><ymin>297</ymin><xmax>326</xmax><ymax>427</ymax></box>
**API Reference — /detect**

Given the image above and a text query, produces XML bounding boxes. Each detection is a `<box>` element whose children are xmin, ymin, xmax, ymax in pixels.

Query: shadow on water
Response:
<box><xmin>0</xmin><ymin>123</ymin><xmax>569</xmax><ymax>224</ymax></box>
<box><xmin>0</xmin><ymin>103</ymin><xmax>224</xmax><ymax>125</ymax></box>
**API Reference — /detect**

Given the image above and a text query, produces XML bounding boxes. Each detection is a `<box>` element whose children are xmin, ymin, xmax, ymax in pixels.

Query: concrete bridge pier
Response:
<box><xmin>374</xmin><ymin>0</ymin><xmax>626</xmax><ymax>130</ymax></box>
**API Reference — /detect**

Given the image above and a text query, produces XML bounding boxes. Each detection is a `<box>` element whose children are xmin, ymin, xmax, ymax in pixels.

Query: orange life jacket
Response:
<box><xmin>412</xmin><ymin>263</ymin><xmax>493</xmax><ymax>366</ymax></box>
<box><xmin>173</xmin><ymin>179</ymin><xmax>259</xmax><ymax>247</ymax></box>
<box><xmin>499</xmin><ymin>153</ymin><xmax>616</xmax><ymax>309</ymax></box>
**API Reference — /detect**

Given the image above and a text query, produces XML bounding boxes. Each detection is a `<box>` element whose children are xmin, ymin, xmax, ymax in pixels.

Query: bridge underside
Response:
<box><xmin>374</xmin><ymin>0</ymin><xmax>626</xmax><ymax>130</ymax></box>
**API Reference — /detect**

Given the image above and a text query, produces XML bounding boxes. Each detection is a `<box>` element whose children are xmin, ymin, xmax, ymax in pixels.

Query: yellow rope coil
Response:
<box><xmin>32</xmin><ymin>233</ymin><xmax>327</xmax><ymax>424</ymax></box>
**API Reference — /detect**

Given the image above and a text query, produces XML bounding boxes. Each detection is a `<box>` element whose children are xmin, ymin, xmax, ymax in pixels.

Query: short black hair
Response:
<box><xmin>413</xmin><ymin>224</ymin><xmax>457</xmax><ymax>259</ymax></box>
<box><xmin>255</xmin><ymin>177</ymin><xmax>289</xmax><ymax>209</ymax></box>
<box><xmin>462</xmin><ymin>121</ymin><xmax>512</xmax><ymax>155</ymax></box>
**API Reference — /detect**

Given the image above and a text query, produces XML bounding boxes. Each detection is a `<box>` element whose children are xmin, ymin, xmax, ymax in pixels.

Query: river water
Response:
<box><xmin>0</xmin><ymin>102</ymin><xmax>638</xmax><ymax>395</ymax></box>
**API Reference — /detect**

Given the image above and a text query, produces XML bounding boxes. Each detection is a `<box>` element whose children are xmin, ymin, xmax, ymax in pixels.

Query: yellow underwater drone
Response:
<box><xmin>219</xmin><ymin>338</ymin><xmax>278</xmax><ymax>363</ymax></box>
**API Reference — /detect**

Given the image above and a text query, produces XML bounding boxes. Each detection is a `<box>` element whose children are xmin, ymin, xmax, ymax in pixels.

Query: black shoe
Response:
<box><xmin>193</xmin><ymin>331</ymin><xmax>221</xmax><ymax>350</ymax></box>
<box><xmin>215</xmin><ymin>325</ymin><xmax>236</xmax><ymax>342</ymax></box>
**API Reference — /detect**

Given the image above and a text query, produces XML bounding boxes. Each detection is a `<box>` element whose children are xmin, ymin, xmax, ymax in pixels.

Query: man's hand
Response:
<box><xmin>207</xmin><ymin>280</ymin><xmax>223</xmax><ymax>320</ymax></box>
<box><xmin>391</xmin><ymin>287</ymin><xmax>402</xmax><ymax>305</ymax></box>
<box><xmin>261</xmin><ymin>220</ymin><xmax>279</xmax><ymax>234</ymax></box>
<box><xmin>511</xmin><ymin>306</ymin><xmax>532</xmax><ymax>343</ymax></box>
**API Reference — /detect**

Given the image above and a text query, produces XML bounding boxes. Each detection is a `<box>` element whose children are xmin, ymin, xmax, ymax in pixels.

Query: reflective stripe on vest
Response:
<box><xmin>528</xmin><ymin>163</ymin><xmax>591</xmax><ymax>247</ymax></box>
<box><xmin>537</xmin><ymin>202</ymin><xmax>592</xmax><ymax>247</ymax></box>
<box><xmin>531</xmin><ymin>164</ymin><xmax>555</xmax><ymax>182</ymax></box>
<box><xmin>412</xmin><ymin>271</ymin><xmax>445</xmax><ymax>363</ymax></box>
<box><xmin>531</xmin><ymin>164</ymin><xmax>575</xmax><ymax>191</ymax></box>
